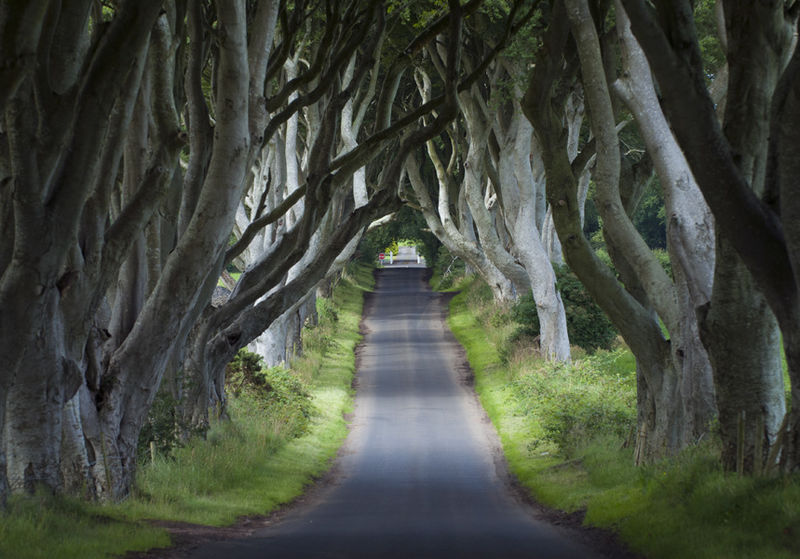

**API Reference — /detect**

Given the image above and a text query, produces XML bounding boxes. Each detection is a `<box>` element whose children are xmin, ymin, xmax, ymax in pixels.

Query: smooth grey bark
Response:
<box><xmin>490</xmin><ymin>97</ymin><xmax>571</xmax><ymax>362</ymax></box>
<box><xmin>620</xmin><ymin>0</ymin><xmax>800</xmax><ymax>471</ymax></box>
<box><xmin>408</xmin><ymin>70</ymin><xmax>514</xmax><ymax>302</ymax></box>
<box><xmin>0</xmin><ymin>0</ymin><xmax>50</xmax><ymax>107</ymax></box>
<box><xmin>704</xmin><ymin>0</ymin><xmax>789</xmax><ymax>471</ymax></box>
<box><xmin>701</xmin><ymin>240</ymin><xmax>785</xmax><ymax>470</ymax></box>
<box><xmin>612</xmin><ymin>4</ymin><xmax>718</xmax><ymax>442</ymax></box>
<box><xmin>459</xmin><ymin>91</ymin><xmax>530</xmax><ymax>295</ymax></box>
<box><xmin>249</xmin><ymin>294</ymin><xmax>310</xmax><ymax>368</ymax></box>
<box><xmin>405</xmin><ymin>150</ymin><xmax>515</xmax><ymax>302</ymax></box>
<box><xmin>524</xmin><ymin>0</ymin><xmax>704</xmax><ymax>462</ymax></box>
<box><xmin>61</xmin><ymin>393</ymin><xmax>92</xmax><ymax>497</ymax></box>
<box><xmin>1</xmin><ymin>1</ymin><xmax>168</xmax><ymax>499</ymax></box>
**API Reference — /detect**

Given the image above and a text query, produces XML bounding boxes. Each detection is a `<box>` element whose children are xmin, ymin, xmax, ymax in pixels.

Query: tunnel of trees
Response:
<box><xmin>1</xmin><ymin>0</ymin><xmax>799</xmax><ymax>505</ymax></box>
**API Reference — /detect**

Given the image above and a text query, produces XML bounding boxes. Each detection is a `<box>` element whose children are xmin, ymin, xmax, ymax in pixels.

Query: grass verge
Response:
<box><xmin>447</xmin><ymin>275</ymin><xmax>800</xmax><ymax>559</ymax></box>
<box><xmin>0</xmin><ymin>263</ymin><xmax>374</xmax><ymax>558</ymax></box>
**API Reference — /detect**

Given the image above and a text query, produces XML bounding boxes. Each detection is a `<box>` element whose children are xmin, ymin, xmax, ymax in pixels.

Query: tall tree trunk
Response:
<box><xmin>5</xmin><ymin>313</ymin><xmax>67</xmax><ymax>493</ymax></box>
<box><xmin>711</xmin><ymin>1</ymin><xmax>790</xmax><ymax>471</ymax></box>
<box><xmin>405</xmin><ymin>152</ymin><xmax>515</xmax><ymax>302</ymax></box>
<box><xmin>613</xmin><ymin>4</ymin><xmax>718</xmax><ymax>441</ymax></box>
<box><xmin>494</xmin><ymin>107</ymin><xmax>570</xmax><ymax>361</ymax></box>
<box><xmin>86</xmin><ymin>1</ymin><xmax>253</xmax><ymax>499</ymax></box>
<box><xmin>700</xmin><ymin>241</ymin><xmax>785</xmax><ymax>471</ymax></box>
<box><xmin>620</xmin><ymin>0</ymin><xmax>800</xmax><ymax>471</ymax></box>
<box><xmin>250</xmin><ymin>296</ymin><xmax>307</xmax><ymax>367</ymax></box>
<box><xmin>524</xmin><ymin>0</ymin><xmax>696</xmax><ymax>461</ymax></box>
<box><xmin>460</xmin><ymin>94</ymin><xmax>530</xmax><ymax>297</ymax></box>
<box><xmin>61</xmin><ymin>393</ymin><xmax>93</xmax><ymax>496</ymax></box>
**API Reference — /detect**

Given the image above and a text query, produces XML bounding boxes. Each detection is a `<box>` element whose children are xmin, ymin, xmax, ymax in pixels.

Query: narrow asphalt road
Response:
<box><xmin>187</xmin><ymin>267</ymin><xmax>601</xmax><ymax>558</ymax></box>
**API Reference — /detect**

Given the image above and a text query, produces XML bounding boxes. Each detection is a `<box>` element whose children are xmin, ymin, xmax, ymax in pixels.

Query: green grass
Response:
<box><xmin>446</xmin><ymin>274</ymin><xmax>800</xmax><ymax>559</ymax></box>
<box><xmin>217</xmin><ymin>271</ymin><xmax>242</xmax><ymax>288</ymax></box>
<box><xmin>0</xmin><ymin>263</ymin><xmax>374</xmax><ymax>558</ymax></box>
<box><xmin>0</xmin><ymin>492</ymin><xmax>170</xmax><ymax>559</ymax></box>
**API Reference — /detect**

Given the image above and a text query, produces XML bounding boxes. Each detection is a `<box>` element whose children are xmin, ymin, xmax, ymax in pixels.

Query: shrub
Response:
<box><xmin>510</xmin><ymin>266</ymin><xmax>617</xmax><ymax>353</ymax></box>
<box><xmin>316</xmin><ymin>296</ymin><xmax>339</xmax><ymax>324</ymax></box>
<box><xmin>226</xmin><ymin>350</ymin><xmax>313</xmax><ymax>438</ymax></box>
<box><xmin>138</xmin><ymin>389</ymin><xmax>192</xmax><ymax>460</ymax></box>
<box><xmin>651</xmin><ymin>248</ymin><xmax>672</xmax><ymax>279</ymax></box>
<box><xmin>511</xmin><ymin>349</ymin><xmax>636</xmax><ymax>454</ymax></box>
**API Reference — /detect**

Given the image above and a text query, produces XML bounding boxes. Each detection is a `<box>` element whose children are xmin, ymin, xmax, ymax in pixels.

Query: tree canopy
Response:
<box><xmin>1</xmin><ymin>0</ymin><xmax>799</xmax><ymax>505</ymax></box>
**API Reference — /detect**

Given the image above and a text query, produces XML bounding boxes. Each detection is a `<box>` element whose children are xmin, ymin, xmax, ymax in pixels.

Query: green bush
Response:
<box><xmin>316</xmin><ymin>296</ymin><xmax>339</xmax><ymax>324</ymax></box>
<box><xmin>510</xmin><ymin>266</ymin><xmax>617</xmax><ymax>353</ymax></box>
<box><xmin>226</xmin><ymin>350</ymin><xmax>312</xmax><ymax>438</ymax></box>
<box><xmin>138</xmin><ymin>391</ymin><xmax>178</xmax><ymax>460</ymax></box>
<box><xmin>138</xmin><ymin>386</ymin><xmax>201</xmax><ymax>460</ymax></box>
<box><xmin>511</xmin><ymin>349</ymin><xmax>636</xmax><ymax>454</ymax></box>
<box><xmin>651</xmin><ymin>248</ymin><xmax>672</xmax><ymax>279</ymax></box>
<box><xmin>383</xmin><ymin>238</ymin><xmax>418</xmax><ymax>257</ymax></box>
<box><xmin>356</xmin><ymin>205</ymin><xmax>440</xmax><ymax>264</ymax></box>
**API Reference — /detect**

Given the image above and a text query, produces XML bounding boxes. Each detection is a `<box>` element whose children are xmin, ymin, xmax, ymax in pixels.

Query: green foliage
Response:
<box><xmin>587</xmin><ymin>178</ymin><xmax>667</xmax><ymax>251</ymax></box>
<box><xmin>226</xmin><ymin>351</ymin><xmax>312</xmax><ymax>438</ymax></box>
<box><xmin>510</xmin><ymin>266</ymin><xmax>617</xmax><ymax>353</ymax></box>
<box><xmin>447</xmin><ymin>276</ymin><xmax>800</xmax><ymax>559</ymax></box>
<box><xmin>137</xmin><ymin>390</ymin><xmax>194</xmax><ymax>460</ymax></box>
<box><xmin>651</xmin><ymin>248</ymin><xmax>672</xmax><ymax>279</ymax></box>
<box><xmin>382</xmin><ymin>238</ymin><xmax>418</xmax><ymax>257</ymax></box>
<box><xmin>632</xmin><ymin>175</ymin><xmax>667</xmax><ymax>249</ymax></box>
<box><xmin>358</xmin><ymin>205</ymin><xmax>439</xmax><ymax>265</ymax></box>
<box><xmin>693</xmin><ymin>0</ymin><xmax>726</xmax><ymax>81</ymax></box>
<box><xmin>316</xmin><ymin>296</ymin><xmax>339</xmax><ymax>324</ymax></box>
<box><xmin>386</xmin><ymin>0</ymin><xmax>444</xmax><ymax>29</ymax></box>
<box><xmin>432</xmin><ymin>244</ymin><xmax>466</xmax><ymax>289</ymax></box>
<box><xmin>510</xmin><ymin>350</ymin><xmax>636</xmax><ymax>454</ymax></box>
<box><xmin>583</xmin><ymin>197</ymin><xmax>601</xmax><ymax>245</ymax></box>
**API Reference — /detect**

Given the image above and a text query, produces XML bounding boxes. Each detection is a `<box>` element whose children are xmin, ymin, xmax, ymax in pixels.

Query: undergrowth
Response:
<box><xmin>447</xmin><ymin>274</ymin><xmax>800</xmax><ymax>559</ymax></box>
<box><xmin>0</xmin><ymin>263</ymin><xmax>374</xmax><ymax>558</ymax></box>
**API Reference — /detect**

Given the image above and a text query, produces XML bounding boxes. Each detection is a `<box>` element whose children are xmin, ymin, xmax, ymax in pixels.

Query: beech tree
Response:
<box><xmin>618</xmin><ymin>0</ymin><xmax>798</xmax><ymax>471</ymax></box>
<box><xmin>406</xmin><ymin>7</ymin><xmax>572</xmax><ymax>363</ymax></box>
<box><xmin>2</xmin><ymin>0</ymin><xmax>543</xmax><ymax>503</ymax></box>
<box><xmin>1</xmin><ymin>0</ymin><xmax>179</xmax><ymax>502</ymax></box>
<box><xmin>479</xmin><ymin>66</ymin><xmax>572</xmax><ymax>362</ymax></box>
<box><xmin>524</xmin><ymin>0</ymin><xmax>721</xmax><ymax>461</ymax></box>
<box><xmin>6</xmin><ymin>0</ymin><xmax>796</xmax><ymax>514</ymax></box>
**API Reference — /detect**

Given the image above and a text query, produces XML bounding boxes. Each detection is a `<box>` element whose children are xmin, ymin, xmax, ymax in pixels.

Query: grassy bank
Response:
<box><xmin>0</xmin><ymin>264</ymin><xmax>373</xmax><ymax>559</ymax></box>
<box><xmin>447</xmin><ymin>275</ymin><xmax>800</xmax><ymax>559</ymax></box>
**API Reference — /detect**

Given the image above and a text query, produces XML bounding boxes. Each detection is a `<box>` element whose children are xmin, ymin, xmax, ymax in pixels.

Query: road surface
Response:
<box><xmin>187</xmin><ymin>267</ymin><xmax>600</xmax><ymax>558</ymax></box>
